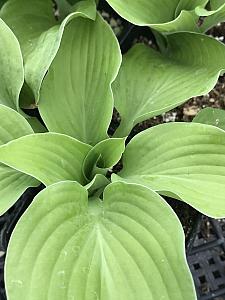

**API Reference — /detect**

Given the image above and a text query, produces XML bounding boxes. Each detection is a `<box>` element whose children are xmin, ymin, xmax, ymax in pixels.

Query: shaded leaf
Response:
<box><xmin>0</xmin><ymin>133</ymin><xmax>91</xmax><ymax>186</ymax></box>
<box><xmin>176</xmin><ymin>0</ymin><xmax>208</xmax><ymax>15</ymax></box>
<box><xmin>85</xmin><ymin>174</ymin><xmax>110</xmax><ymax>196</ymax></box>
<box><xmin>83</xmin><ymin>138</ymin><xmax>125</xmax><ymax>180</ymax></box>
<box><xmin>198</xmin><ymin>1</ymin><xmax>225</xmax><ymax>32</ymax></box>
<box><xmin>26</xmin><ymin>118</ymin><xmax>47</xmax><ymax>133</ymax></box>
<box><xmin>0</xmin><ymin>19</ymin><xmax>24</xmax><ymax>110</ymax></box>
<box><xmin>193</xmin><ymin>107</ymin><xmax>225</xmax><ymax>130</ymax></box>
<box><xmin>211</xmin><ymin>0</ymin><xmax>225</xmax><ymax>7</ymax></box>
<box><xmin>39</xmin><ymin>13</ymin><xmax>121</xmax><ymax>145</ymax></box>
<box><xmin>113</xmin><ymin>122</ymin><xmax>225</xmax><ymax>218</ymax></box>
<box><xmin>113</xmin><ymin>33</ymin><xmax>225</xmax><ymax>137</ymax></box>
<box><xmin>105</xmin><ymin>0</ymin><xmax>206</xmax><ymax>33</ymax></box>
<box><xmin>0</xmin><ymin>0</ymin><xmax>6</xmax><ymax>8</ymax></box>
<box><xmin>203</xmin><ymin>6</ymin><xmax>225</xmax><ymax>32</ymax></box>
<box><xmin>6</xmin><ymin>181</ymin><xmax>196</xmax><ymax>300</ymax></box>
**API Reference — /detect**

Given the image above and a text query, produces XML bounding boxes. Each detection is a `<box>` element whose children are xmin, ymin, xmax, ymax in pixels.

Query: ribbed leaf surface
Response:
<box><xmin>113</xmin><ymin>33</ymin><xmax>225</xmax><ymax>137</ymax></box>
<box><xmin>6</xmin><ymin>181</ymin><xmax>196</xmax><ymax>300</ymax></box>
<box><xmin>39</xmin><ymin>14</ymin><xmax>121</xmax><ymax>145</ymax></box>
<box><xmin>0</xmin><ymin>133</ymin><xmax>91</xmax><ymax>186</ymax></box>
<box><xmin>114</xmin><ymin>122</ymin><xmax>225</xmax><ymax>218</ymax></box>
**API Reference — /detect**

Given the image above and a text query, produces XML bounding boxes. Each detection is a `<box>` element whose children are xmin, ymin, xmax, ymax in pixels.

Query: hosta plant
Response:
<box><xmin>1</xmin><ymin>0</ymin><xmax>225</xmax><ymax>300</ymax></box>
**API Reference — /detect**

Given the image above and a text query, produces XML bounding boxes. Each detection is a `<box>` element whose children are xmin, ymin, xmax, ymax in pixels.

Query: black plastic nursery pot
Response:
<box><xmin>1</xmin><ymin>1</ymin><xmax>225</xmax><ymax>299</ymax></box>
<box><xmin>187</xmin><ymin>218</ymin><xmax>225</xmax><ymax>300</ymax></box>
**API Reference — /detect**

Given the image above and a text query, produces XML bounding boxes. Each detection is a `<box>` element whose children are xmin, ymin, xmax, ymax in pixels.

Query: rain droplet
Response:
<box><xmin>57</xmin><ymin>270</ymin><xmax>65</xmax><ymax>277</ymax></box>
<box><xmin>11</xmin><ymin>280</ymin><xmax>23</xmax><ymax>288</ymax></box>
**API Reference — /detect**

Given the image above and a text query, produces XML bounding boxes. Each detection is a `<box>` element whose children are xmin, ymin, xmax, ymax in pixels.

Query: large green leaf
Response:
<box><xmin>105</xmin><ymin>0</ymin><xmax>206</xmax><ymax>33</ymax></box>
<box><xmin>0</xmin><ymin>133</ymin><xmax>91</xmax><ymax>186</ymax></box>
<box><xmin>6</xmin><ymin>181</ymin><xmax>196</xmax><ymax>300</ymax></box>
<box><xmin>113</xmin><ymin>122</ymin><xmax>225</xmax><ymax>218</ymax></box>
<box><xmin>0</xmin><ymin>105</ymin><xmax>39</xmax><ymax>215</ymax></box>
<box><xmin>113</xmin><ymin>33</ymin><xmax>225</xmax><ymax>137</ymax></box>
<box><xmin>0</xmin><ymin>19</ymin><xmax>23</xmax><ymax>110</ymax></box>
<box><xmin>0</xmin><ymin>0</ymin><xmax>96</xmax><ymax>101</ymax></box>
<box><xmin>83</xmin><ymin>138</ymin><xmax>125</xmax><ymax>180</ymax></box>
<box><xmin>39</xmin><ymin>13</ymin><xmax>121</xmax><ymax>145</ymax></box>
<box><xmin>193</xmin><ymin>108</ymin><xmax>225</xmax><ymax>130</ymax></box>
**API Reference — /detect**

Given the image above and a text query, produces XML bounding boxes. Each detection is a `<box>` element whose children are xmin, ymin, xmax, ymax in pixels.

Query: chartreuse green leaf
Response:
<box><xmin>113</xmin><ymin>33</ymin><xmax>225</xmax><ymax>137</ymax></box>
<box><xmin>0</xmin><ymin>19</ymin><xmax>23</xmax><ymax>110</ymax></box>
<box><xmin>6</xmin><ymin>181</ymin><xmax>196</xmax><ymax>300</ymax></box>
<box><xmin>0</xmin><ymin>133</ymin><xmax>91</xmax><ymax>186</ymax></box>
<box><xmin>193</xmin><ymin>108</ymin><xmax>225</xmax><ymax>130</ymax></box>
<box><xmin>83</xmin><ymin>138</ymin><xmax>125</xmax><ymax>180</ymax></box>
<box><xmin>39</xmin><ymin>13</ymin><xmax>121</xmax><ymax>145</ymax></box>
<box><xmin>0</xmin><ymin>105</ymin><xmax>39</xmax><ymax>215</ymax></box>
<box><xmin>0</xmin><ymin>0</ymin><xmax>96</xmax><ymax>101</ymax></box>
<box><xmin>105</xmin><ymin>0</ymin><xmax>207</xmax><ymax>33</ymax></box>
<box><xmin>112</xmin><ymin>122</ymin><xmax>225</xmax><ymax>218</ymax></box>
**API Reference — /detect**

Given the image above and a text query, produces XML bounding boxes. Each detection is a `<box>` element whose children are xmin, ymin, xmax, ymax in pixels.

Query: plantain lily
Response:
<box><xmin>0</xmin><ymin>0</ymin><xmax>225</xmax><ymax>299</ymax></box>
